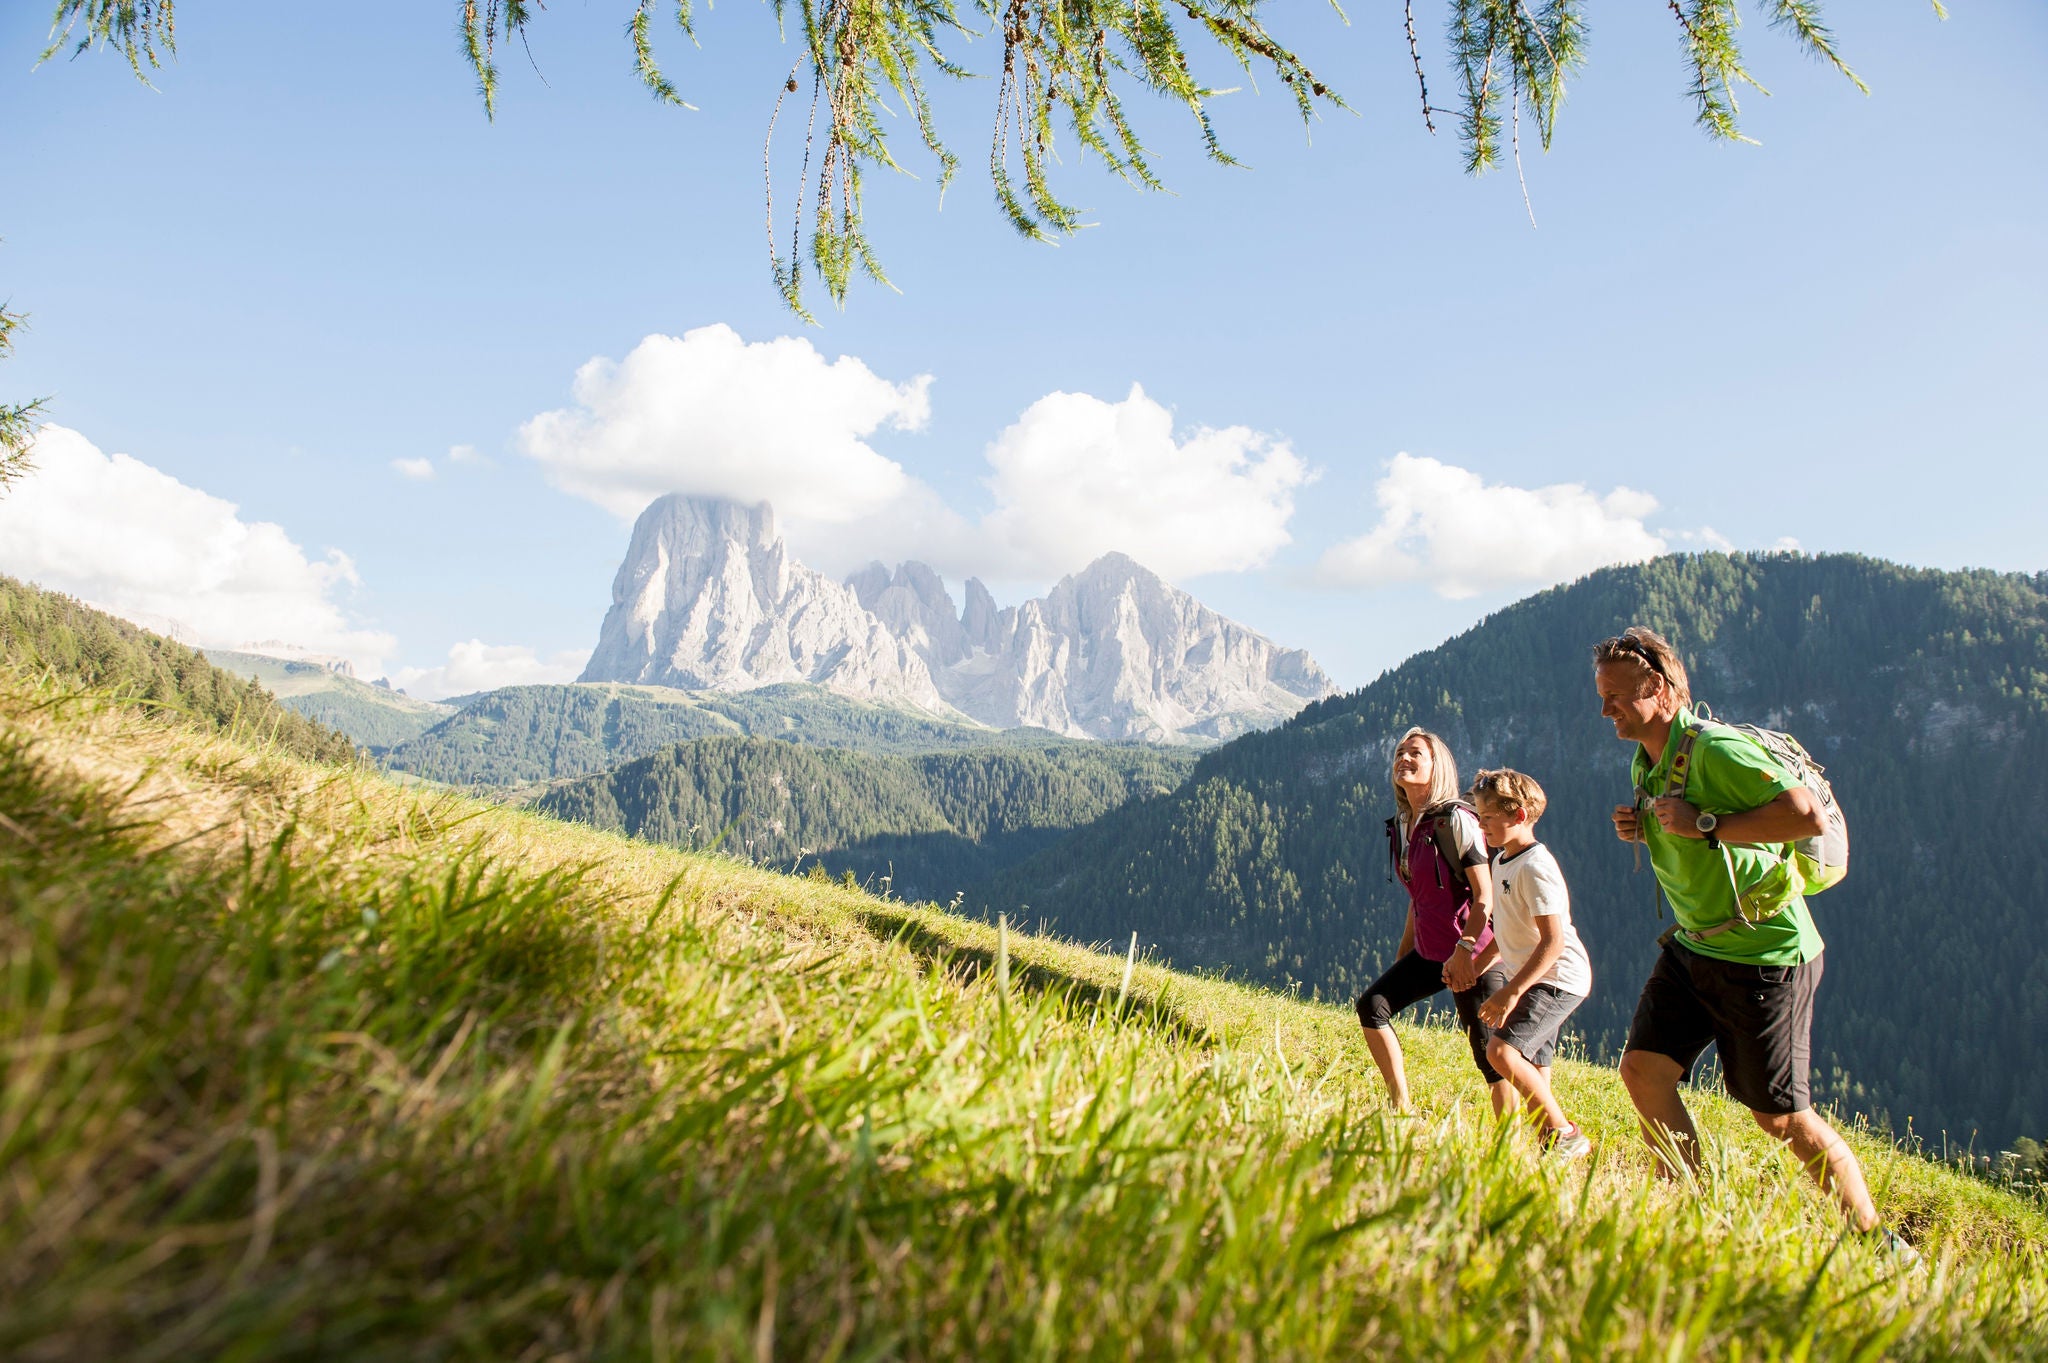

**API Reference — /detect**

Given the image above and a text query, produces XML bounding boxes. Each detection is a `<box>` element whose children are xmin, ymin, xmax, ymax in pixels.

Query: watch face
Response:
<box><xmin>1696</xmin><ymin>812</ymin><xmax>1717</xmax><ymax>833</ymax></box>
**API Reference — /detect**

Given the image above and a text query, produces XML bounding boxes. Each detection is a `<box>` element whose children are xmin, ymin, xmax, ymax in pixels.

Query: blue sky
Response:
<box><xmin>3</xmin><ymin>1</ymin><xmax>2043</xmax><ymax>696</ymax></box>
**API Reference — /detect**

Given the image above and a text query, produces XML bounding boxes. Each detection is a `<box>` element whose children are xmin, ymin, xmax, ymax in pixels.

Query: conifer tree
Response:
<box><xmin>0</xmin><ymin>278</ymin><xmax>44</xmax><ymax>489</ymax></box>
<box><xmin>40</xmin><ymin>0</ymin><xmax>1943</xmax><ymax>317</ymax></box>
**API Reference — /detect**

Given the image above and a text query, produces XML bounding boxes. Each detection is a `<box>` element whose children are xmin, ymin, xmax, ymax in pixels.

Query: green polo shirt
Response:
<box><xmin>1630</xmin><ymin>709</ymin><xmax>1825</xmax><ymax>966</ymax></box>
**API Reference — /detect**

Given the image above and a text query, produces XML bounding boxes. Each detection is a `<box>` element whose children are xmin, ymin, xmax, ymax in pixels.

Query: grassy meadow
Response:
<box><xmin>2</xmin><ymin>668</ymin><xmax>2044</xmax><ymax>1360</ymax></box>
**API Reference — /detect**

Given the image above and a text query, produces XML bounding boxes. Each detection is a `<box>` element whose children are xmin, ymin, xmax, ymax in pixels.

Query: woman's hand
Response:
<box><xmin>1442</xmin><ymin>945</ymin><xmax>1477</xmax><ymax>993</ymax></box>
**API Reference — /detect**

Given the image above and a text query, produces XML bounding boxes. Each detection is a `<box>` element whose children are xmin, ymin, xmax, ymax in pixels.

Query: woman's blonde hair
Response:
<box><xmin>1391</xmin><ymin>726</ymin><xmax>1461</xmax><ymax>822</ymax></box>
<box><xmin>1592</xmin><ymin>626</ymin><xmax>1693</xmax><ymax>710</ymax></box>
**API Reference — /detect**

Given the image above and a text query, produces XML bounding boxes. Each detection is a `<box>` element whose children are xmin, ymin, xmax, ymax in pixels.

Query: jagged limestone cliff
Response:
<box><xmin>584</xmin><ymin>495</ymin><xmax>1335</xmax><ymax>743</ymax></box>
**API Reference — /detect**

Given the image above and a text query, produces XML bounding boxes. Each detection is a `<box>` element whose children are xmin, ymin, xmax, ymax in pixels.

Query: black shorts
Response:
<box><xmin>1356</xmin><ymin>950</ymin><xmax>1509</xmax><ymax>1085</ymax></box>
<box><xmin>1625</xmin><ymin>941</ymin><xmax>1823</xmax><ymax>1115</ymax></box>
<box><xmin>1491</xmin><ymin>983</ymin><xmax>1585</xmax><ymax>1068</ymax></box>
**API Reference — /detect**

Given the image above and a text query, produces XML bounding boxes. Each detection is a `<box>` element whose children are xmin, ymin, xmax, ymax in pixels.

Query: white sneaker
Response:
<box><xmin>1870</xmin><ymin>1227</ymin><xmax>1924</xmax><ymax>1273</ymax></box>
<box><xmin>1543</xmin><ymin>1124</ymin><xmax>1592</xmax><ymax>1160</ymax></box>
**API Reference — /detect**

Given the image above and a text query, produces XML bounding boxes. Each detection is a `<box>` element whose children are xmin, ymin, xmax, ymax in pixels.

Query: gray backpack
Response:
<box><xmin>1666</xmin><ymin>705</ymin><xmax>1850</xmax><ymax>899</ymax></box>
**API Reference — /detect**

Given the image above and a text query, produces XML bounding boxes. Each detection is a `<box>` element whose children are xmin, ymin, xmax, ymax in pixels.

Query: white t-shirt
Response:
<box><xmin>1489</xmin><ymin>842</ymin><xmax>1592</xmax><ymax>997</ymax></box>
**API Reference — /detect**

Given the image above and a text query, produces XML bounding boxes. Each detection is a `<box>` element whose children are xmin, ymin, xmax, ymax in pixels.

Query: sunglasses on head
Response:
<box><xmin>1606</xmin><ymin>633</ymin><xmax>1669</xmax><ymax>684</ymax></box>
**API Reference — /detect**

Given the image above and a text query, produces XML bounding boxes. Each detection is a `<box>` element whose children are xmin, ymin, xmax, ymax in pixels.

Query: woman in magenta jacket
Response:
<box><xmin>1356</xmin><ymin>726</ymin><xmax>1513</xmax><ymax>1115</ymax></box>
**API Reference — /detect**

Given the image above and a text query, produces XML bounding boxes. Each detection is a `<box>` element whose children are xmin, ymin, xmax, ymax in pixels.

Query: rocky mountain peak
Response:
<box><xmin>578</xmin><ymin>494</ymin><xmax>948</xmax><ymax>708</ymax></box>
<box><xmin>848</xmin><ymin>560</ymin><xmax>969</xmax><ymax>667</ymax></box>
<box><xmin>579</xmin><ymin>494</ymin><xmax>1335</xmax><ymax>743</ymax></box>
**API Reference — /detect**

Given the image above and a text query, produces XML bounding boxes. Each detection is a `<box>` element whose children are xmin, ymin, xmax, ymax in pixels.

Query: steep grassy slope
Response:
<box><xmin>383</xmin><ymin>681</ymin><xmax>1089</xmax><ymax>787</ymax></box>
<box><xmin>534</xmin><ymin>734</ymin><xmax>1195</xmax><ymax>900</ymax></box>
<box><xmin>978</xmin><ymin>553</ymin><xmax>2048</xmax><ymax>1150</ymax></box>
<box><xmin>0</xmin><ymin>573</ymin><xmax>356</xmax><ymax>764</ymax></box>
<box><xmin>3</xmin><ymin>666</ymin><xmax>2045</xmax><ymax>1358</ymax></box>
<box><xmin>202</xmin><ymin>647</ymin><xmax>455</xmax><ymax>749</ymax></box>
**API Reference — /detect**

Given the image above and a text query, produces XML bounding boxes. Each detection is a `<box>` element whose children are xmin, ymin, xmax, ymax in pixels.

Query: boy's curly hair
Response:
<box><xmin>1470</xmin><ymin>768</ymin><xmax>1548</xmax><ymax>823</ymax></box>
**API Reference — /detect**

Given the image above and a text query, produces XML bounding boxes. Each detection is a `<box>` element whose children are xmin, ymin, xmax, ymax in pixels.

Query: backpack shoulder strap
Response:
<box><xmin>1663</xmin><ymin>722</ymin><xmax>1702</xmax><ymax>800</ymax></box>
<box><xmin>1426</xmin><ymin>800</ymin><xmax>1477</xmax><ymax>887</ymax></box>
<box><xmin>1658</xmin><ymin>716</ymin><xmax>1757</xmax><ymax>926</ymax></box>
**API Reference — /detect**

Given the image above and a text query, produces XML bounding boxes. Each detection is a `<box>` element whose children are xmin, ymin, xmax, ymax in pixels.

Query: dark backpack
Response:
<box><xmin>1384</xmin><ymin>799</ymin><xmax>1479</xmax><ymax>889</ymax></box>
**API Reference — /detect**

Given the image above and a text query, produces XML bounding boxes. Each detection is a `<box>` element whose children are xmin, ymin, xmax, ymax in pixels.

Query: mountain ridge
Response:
<box><xmin>579</xmin><ymin>493</ymin><xmax>1334</xmax><ymax>743</ymax></box>
<box><xmin>379</xmin><ymin>679</ymin><xmax>1102</xmax><ymax>788</ymax></box>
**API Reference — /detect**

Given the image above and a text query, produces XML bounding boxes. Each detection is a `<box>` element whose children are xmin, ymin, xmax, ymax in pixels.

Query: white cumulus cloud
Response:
<box><xmin>515</xmin><ymin>331</ymin><xmax>1307</xmax><ymax>585</ymax></box>
<box><xmin>1318</xmin><ymin>453</ymin><xmax>1670</xmax><ymax>599</ymax></box>
<box><xmin>977</xmin><ymin>384</ymin><xmax>1310</xmax><ymax>581</ymax></box>
<box><xmin>0</xmin><ymin>425</ymin><xmax>395</xmax><ymax>671</ymax></box>
<box><xmin>391</xmin><ymin>640</ymin><xmax>591</xmax><ymax>701</ymax></box>
<box><xmin>519</xmin><ymin>324</ymin><xmax>931</xmax><ymax>524</ymax></box>
<box><xmin>392</xmin><ymin>456</ymin><xmax>435</xmax><ymax>480</ymax></box>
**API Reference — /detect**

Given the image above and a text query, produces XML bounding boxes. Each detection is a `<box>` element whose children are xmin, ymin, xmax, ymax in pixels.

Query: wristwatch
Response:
<box><xmin>1695</xmin><ymin>810</ymin><xmax>1720</xmax><ymax>848</ymax></box>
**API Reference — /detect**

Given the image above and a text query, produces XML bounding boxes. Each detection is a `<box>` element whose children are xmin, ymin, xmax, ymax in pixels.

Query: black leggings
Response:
<box><xmin>1356</xmin><ymin>950</ymin><xmax>1509</xmax><ymax>1085</ymax></box>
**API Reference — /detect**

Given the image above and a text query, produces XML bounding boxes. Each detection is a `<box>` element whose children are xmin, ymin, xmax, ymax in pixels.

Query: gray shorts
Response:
<box><xmin>1493</xmin><ymin>982</ymin><xmax>1585</xmax><ymax>1067</ymax></box>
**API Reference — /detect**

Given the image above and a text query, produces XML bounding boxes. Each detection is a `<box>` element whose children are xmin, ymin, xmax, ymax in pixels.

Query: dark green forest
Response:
<box><xmin>0</xmin><ymin>574</ymin><xmax>356</xmax><ymax>765</ymax></box>
<box><xmin>280</xmin><ymin>690</ymin><xmax>445</xmax><ymax>750</ymax></box>
<box><xmin>976</xmin><ymin>553</ymin><xmax>2048</xmax><ymax>1150</ymax></box>
<box><xmin>535</xmin><ymin>735</ymin><xmax>1196</xmax><ymax>901</ymax></box>
<box><xmin>384</xmin><ymin>682</ymin><xmax>1091</xmax><ymax>787</ymax></box>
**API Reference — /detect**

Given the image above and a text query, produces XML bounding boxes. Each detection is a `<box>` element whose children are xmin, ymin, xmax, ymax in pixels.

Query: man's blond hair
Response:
<box><xmin>1470</xmin><ymin>768</ymin><xmax>1548</xmax><ymax>823</ymax></box>
<box><xmin>1592</xmin><ymin>626</ymin><xmax>1693</xmax><ymax>710</ymax></box>
<box><xmin>1391</xmin><ymin>727</ymin><xmax>1462</xmax><ymax>822</ymax></box>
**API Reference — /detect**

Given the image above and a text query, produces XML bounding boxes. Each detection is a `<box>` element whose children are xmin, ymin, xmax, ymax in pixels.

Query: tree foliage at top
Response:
<box><xmin>42</xmin><ymin>0</ymin><xmax>1942</xmax><ymax>316</ymax></box>
<box><xmin>0</xmin><ymin>279</ymin><xmax>46</xmax><ymax>491</ymax></box>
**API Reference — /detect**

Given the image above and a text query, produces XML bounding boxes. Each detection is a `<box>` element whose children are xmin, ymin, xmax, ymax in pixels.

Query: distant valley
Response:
<box><xmin>535</xmin><ymin>734</ymin><xmax>1195</xmax><ymax>901</ymax></box>
<box><xmin>200</xmin><ymin>648</ymin><xmax>454</xmax><ymax>749</ymax></box>
<box><xmin>378</xmin><ymin>680</ymin><xmax>1115</xmax><ymax>786</ymax></box>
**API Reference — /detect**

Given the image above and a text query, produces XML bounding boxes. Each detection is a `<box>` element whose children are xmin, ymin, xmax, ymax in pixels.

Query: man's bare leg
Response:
<box><xmin>1754</xmin><ymin>1109</ymin><xmax>1879</xmax><ymax>1231</ymax></box>
<box><xmin>1361</xmin><ymin>1025</ymin><xmax>1411</xmax><ymax>1112</ymax></box>
<box><xmin>1619</xmin><ymin>1048</ymin><xmax>1701</xmax><ymax>1177</ymax></box>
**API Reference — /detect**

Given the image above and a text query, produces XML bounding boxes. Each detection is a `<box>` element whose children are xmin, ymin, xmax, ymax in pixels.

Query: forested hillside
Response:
<box><xmin>0</xmin><ymin>574</ymin><xmax>356</xmax><ymax>764</ymax></box>
<box><xmin>978</xmin><ymin>553</ymin><xmax>2048</xmax><ymax>1149</ymax></box>
<box><xmin>202</xmin><ymin>648</ymin><xmax>453</xmax><ymax>750</ymax></box>
<box><xmin>535</xmin><ymin>735</ymin><xmax>1195</xmax><ymax>899</ymax></box>
<box><xmin>384</xmin><ymin>682</ymin><xmax>1084</xmax><ymax>787</ymax></box>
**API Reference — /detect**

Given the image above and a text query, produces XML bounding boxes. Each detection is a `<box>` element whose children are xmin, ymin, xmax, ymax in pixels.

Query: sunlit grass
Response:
<box><xmin>1</xmin><ymin>674</ymin><xmax>2043</xmax><ymax>1359</ymax></box>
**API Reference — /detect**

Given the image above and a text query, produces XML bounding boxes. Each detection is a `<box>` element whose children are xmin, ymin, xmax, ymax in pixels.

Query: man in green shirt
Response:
<box><xmin>1595</xmin><ymin>627</ymin><xmax>1880</xmax><ymax>1234</ymax></box>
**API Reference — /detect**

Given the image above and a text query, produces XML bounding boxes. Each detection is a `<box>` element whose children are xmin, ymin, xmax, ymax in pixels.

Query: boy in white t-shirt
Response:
<box><xmin>1470</xmin><ymin>769</ymin><xmax>1595</xmax><ymax>1159</ymax></box>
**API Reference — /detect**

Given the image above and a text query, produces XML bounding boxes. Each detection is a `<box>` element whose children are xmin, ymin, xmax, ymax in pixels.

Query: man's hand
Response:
<box><xmin>1479</xmin><ymin>987</ymin><xmax>1521</xmax><ymax>1030</ymax></box>
<box><xmin>1442</xmin><ymin>947</ymin><xmax>1477</xmax><ymax>993</ymax></box>
<box><xmin>1650</xmin><ymin>797</ymin><xmax>1707</xmax><ymax>838</ymax></box>
<box><xmin>1612</xmin><ymin>803</ymin><xmax>1644</xmax><ymax>843</ymax></box>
